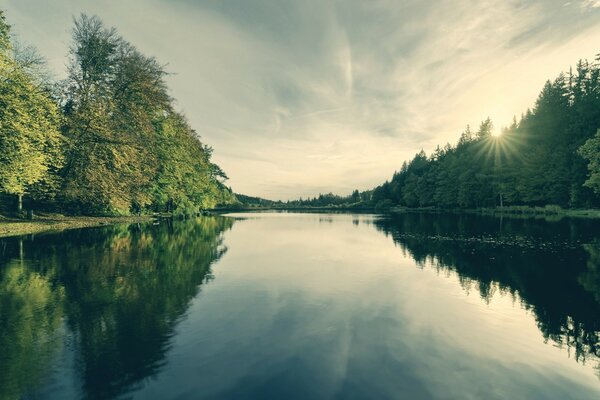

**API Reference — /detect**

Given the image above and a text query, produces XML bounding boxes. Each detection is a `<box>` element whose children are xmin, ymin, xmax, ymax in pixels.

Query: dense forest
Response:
<box><xmin>0</xmin><ymin>11</ymin><xmax>235</xmax><ymax>216</ymax></box>
<box><xmin>369</xmin><ymin>56</ymin><xmax>600</xmax><ymax>211</ymax></box>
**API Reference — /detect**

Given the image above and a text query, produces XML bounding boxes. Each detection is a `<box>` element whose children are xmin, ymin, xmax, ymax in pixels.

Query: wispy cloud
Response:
<box><xmin>582</xmin><ymin>0</ymin><xmax>600</xmax><ymax>9</ymax></box>
<box><xmin>4</xmin><ymin>0</ymin><xmax>600</xmax><ymax>199</ymax></box>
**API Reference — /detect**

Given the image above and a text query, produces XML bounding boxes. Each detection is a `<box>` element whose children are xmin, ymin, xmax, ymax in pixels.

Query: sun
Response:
<box><xmin>491</xmin><ymin>130</ymin><xmax>503</xmax><ymax>138</ymax></box>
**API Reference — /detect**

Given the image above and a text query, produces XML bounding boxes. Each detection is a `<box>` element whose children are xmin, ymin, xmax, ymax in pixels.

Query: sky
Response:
<box><xmin>4</xmin><ymin>0</ymin><xmax>600</xmax><ymax>200</ymax></box>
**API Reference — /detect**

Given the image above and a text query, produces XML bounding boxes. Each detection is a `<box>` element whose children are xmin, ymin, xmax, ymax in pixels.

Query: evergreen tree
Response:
<box><xmin>579</xmin><ymin>129</ymin><xmax>600</xmax><ymax>195</ymax></box>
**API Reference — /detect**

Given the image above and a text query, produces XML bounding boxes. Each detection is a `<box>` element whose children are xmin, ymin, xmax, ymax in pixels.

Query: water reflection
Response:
<box><xmin>374</xmin><ymin>213</ymin><xmax>600</xmax><ymax>374</ymax></box>
<box><xmin>0</xmin><ymin>256</ymin><xmax>64</xmax><ymax>400</ymax></box>
<box><xmin>0</xmin><ymin>217</ymin><xmax>233</xmax><ymax>399</ymax></box>
<box><xmin>1</xmin><ymin>212</ymin><xmax>600</xmax><ymax>399</ymax></box>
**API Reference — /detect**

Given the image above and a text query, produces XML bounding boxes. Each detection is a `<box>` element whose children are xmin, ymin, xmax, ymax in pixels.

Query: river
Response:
<box><xmin>1</xmin><ymin>212</ymin><xmax>599</xmax><ymax>399</ymax></box>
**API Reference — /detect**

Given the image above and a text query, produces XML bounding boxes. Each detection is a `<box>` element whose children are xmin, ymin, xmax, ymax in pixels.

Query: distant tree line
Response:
<box><xmin>370</xmin><ymin>55</ymin><xmax>600</xmax><ymax>211</ymax></box>
<box><xmin>230</xmin><ymin>190</ymin><xmax>372</xmax><ymax>210</ymax></box>
<box><xmin>0</xmin><ymin>11</ymin><xmax>234</xmax><ymax>216</ymax></box>
<box><xmin>283</xmin><ymin>190</ymin><xmax>371</xmax><ymax>208</ymax></box>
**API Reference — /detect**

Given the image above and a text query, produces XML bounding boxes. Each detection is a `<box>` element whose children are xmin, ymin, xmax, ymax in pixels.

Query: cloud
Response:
<box><xmin>582</xmin><ymin>0</ymin><xmax>600</xmax><ymax>9</ymax></box>
<box><xmin>4</xmin><ymin>0</ymin><xmax>600</xmax><ymax>200</ymax></box>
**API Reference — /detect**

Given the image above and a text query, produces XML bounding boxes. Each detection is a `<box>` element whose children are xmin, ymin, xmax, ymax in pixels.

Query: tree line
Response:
<box><xmin>370</xmin><ymin>55</ymin><xmax>600</xmax><ymax>211</ymax></box>
<box><xmin>0</xmin><ymin>11</ymin><xmax>235</xmax><ymax>216</ymax></box>
<box><xmin>228</xmin><ymin>191</ymin><xmax>373</xmax><ymax>210</ymax></box>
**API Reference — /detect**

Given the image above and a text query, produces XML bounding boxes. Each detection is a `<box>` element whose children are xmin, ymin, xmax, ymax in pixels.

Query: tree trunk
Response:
<box><xmin>499</xmin><ymin>193</ymin><xmax>503</xmax><ymax>209</ymax></box>
<box><xmin>17</xmin><ymin>194</ymin><xmax>23</xmax><ymax>213</ymax></box>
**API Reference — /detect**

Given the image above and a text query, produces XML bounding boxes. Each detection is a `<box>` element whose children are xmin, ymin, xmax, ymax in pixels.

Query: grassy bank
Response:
<box><xmin>388</xmin><ymin>205</ymin><xmax>600</xmax><ymax>219</ymax></box>
<box><xmin>0</xmin><ymin>213</ymin><xmax>156</xmax><ymax>238</ymax></box>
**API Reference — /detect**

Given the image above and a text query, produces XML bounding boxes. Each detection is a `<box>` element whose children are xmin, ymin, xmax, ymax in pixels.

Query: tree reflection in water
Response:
<box><xmin>374</xmin><ymin>213</ymin><xmax>600</xmax><ymax>375</ymax></box>
<box><xmin>2</xmin><ymin>212</ymin><xmax>600</xmax><ymax>399</ymax></box>
<box><xmin>0</xmin><ymin>216</ymin><xmax>233</xmax><ymax>399</ymax></box>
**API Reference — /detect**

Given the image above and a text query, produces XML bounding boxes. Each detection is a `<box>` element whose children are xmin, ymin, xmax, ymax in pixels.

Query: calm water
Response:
<box><xmin>1</xmin><ymin>212</ymin><xmax>600</xmax><ymax>399</ymax></box>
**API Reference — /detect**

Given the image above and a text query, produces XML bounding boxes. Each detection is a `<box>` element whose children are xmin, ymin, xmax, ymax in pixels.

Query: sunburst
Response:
<box><xmin>474</xmin><ymin>130</ymin><xmax>525</xmax><ymax>167</ymax></box>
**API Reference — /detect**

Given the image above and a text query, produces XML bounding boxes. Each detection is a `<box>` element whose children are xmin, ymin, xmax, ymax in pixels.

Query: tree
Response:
<box><xmin>579</xmin><ymin>129</ymin><xmax>600</xmax><ymax>194</ymax></box>
<box><xmin>61</xmin><ymin>15</ymin><xmax>147</xmax><ymax>213</ymax></box>
<box><xmin>0</xmin><ymin>10</ymin><xmax>63</xmax><ymax>212</ymax></box>
<box><xmin>59</xmin><ymin>14</ymin><xmax>234</xmax><ymax>214</ymax></box>
<box><xmin>476</xmin><ymin>118</ymin><xmax>493</xmax><ymax>139</ymax></box>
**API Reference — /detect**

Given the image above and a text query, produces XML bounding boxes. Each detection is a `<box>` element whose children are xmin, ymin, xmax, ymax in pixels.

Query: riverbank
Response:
<box><xmin>0</xmin><ymin>213</ymin><xmax>156</xmax><ymax>238</ymax></box>
<box><xmin>213</xmin><ymin>204</ymin><xmax>600</xmax><ymax>219</ymax></box>
<box><xmin>5</xmin><ymin>205</ymin><xmax>599</xmax><ymax>239</ymax></box>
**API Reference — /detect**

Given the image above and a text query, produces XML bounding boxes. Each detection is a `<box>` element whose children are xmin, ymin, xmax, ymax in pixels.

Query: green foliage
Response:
<box><xmin>579</xmin><ymin>129</ymin><xmax>600</xmax><ymax>194</ymax></box>
<box><xmin>0</xmin><ymin>10</ymin><xmax>64</xmax><ymax>209</ymax></box>
<box><xmin>58</xmin><ymin>14</ymin><xmax>233</xmax><ymax>214</ymax></box>
<box><xmin>60</xmin><ymin>16</ymin><xmax>151</xmax><ymax>212</ymax></box>
<box><xmin>284</xmin><ymin>190</ymin><xmax>367</xmax><ymax>208</ymax></box>
<box><xmin>0</xmin><ymin>11</ymin><xmax>233</xmax><ymax>215</ymax></box>
<box><xmin>0</xmin><ymin>10</ymin><xmax>10</xmax><ymax>52</ymax></box>
<box><xmin>368</xmin><ymin>56</ymin><xmax>600</xmax><ymax>210</ymax></box>
<box><xmin>150</xmin><ymin>113</ymin><xmax>234</xmax><ymax>212</ymax></box>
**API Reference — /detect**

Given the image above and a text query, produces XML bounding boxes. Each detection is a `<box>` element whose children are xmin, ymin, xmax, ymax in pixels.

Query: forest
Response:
<box><xmin>367</xmin><ymin>57</ymin><xmax>600</xmax><ymax>211</ymax></box>
<box><xmin>0</xmin><ymin>11</ymin><xmax>235</xmax><ymax>217</ymax></box>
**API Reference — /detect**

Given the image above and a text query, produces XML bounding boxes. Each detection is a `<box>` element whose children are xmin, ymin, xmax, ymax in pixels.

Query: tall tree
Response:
<box><xmin>0</xmin><ymin>10</ymin><xmax>63</xmax><ymax>212</ymax></box>
<box><xmin>61</xmin><ymin>14</ymin><xmax>233</xmax><ymax>214</ymax></box>
<box><xmin>61</xmin><ymin>15</ymin><xmax>150</xmax><ymax>213</ymax></box>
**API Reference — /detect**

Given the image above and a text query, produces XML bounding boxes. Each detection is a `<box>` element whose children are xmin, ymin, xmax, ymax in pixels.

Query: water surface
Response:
<box><xmin>1</xmin><ymin>212</ymin><xmax>599</xmax><ymax>399</ymax></box>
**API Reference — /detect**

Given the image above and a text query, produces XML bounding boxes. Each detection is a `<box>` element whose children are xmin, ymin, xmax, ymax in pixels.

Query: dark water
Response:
<box><xmin>1</xmin><ymin>212</ymin><xmax>599</xmax><ymax>399</ymax></box>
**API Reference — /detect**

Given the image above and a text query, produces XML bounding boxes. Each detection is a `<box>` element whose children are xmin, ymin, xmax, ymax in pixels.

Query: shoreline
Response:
<box><xmin>213</xmin><ymin>205</ymin><xmax>600</xmax><ymax>219</ymax></box>
<box><xmin>4</xmin><ymin>205</ymin><xmax>600</xmax><ymax>239</ymax></box>
<box><xmin>387</xmin><ymin>206</ymin><xmax>600</xmax><ymax>219</ymax></box>
<box><xmin>0</xmin><ymin>214</ymin><xmax>156</xmax><ymax>239</ymax></box>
